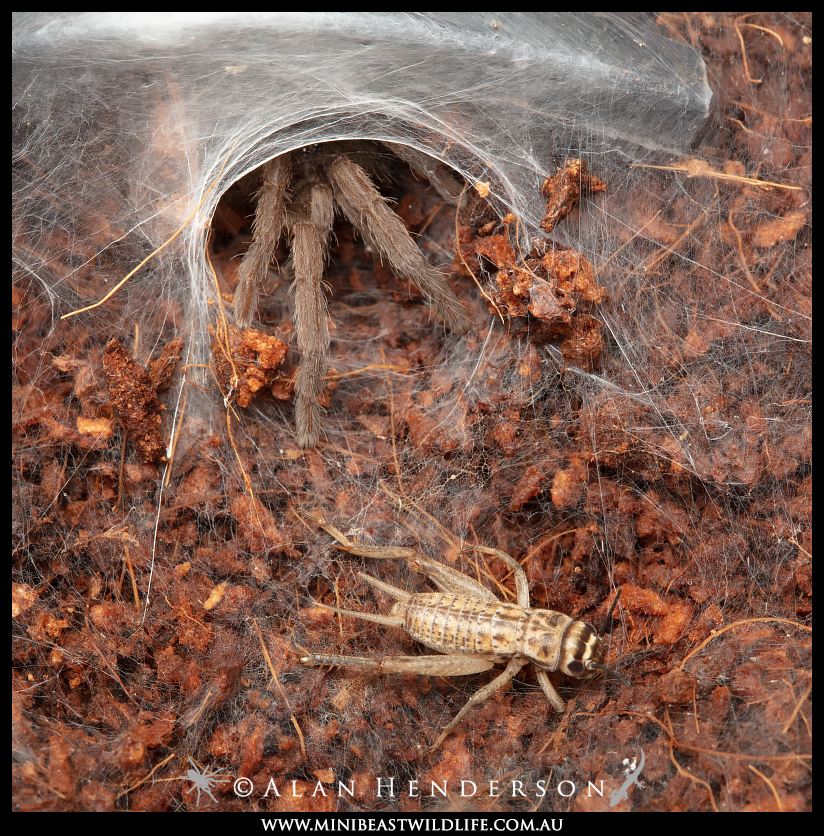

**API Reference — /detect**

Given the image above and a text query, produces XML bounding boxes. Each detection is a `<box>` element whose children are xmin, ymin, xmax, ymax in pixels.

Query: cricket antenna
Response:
<box><xmin>587</xmin><ymin>661</ymin><xmax>631</xmax><ymax>687</ymax></box>
<box><xmin>599</xmin><ymin>588</ymin><xmax>622</xmax><ymax>636</ymax></box>
<box><xmin>591</xmin><ymin>589</ymin><xmax>630</xmax><ymax>687</ymax></box>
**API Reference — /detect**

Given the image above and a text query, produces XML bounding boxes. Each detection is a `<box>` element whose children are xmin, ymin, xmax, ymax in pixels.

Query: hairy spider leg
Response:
<box><xmin>290</xmin><ymin>182</ymin><xmax>335</xmax><ymax>448</ymax></box>
<box><xmin>328</xmin><ymin>155</ymin><xmax>472</xmax><ymax>334</ymax></box>
<box><xmin>233</xmin><ymin>155</ymin><xmax>291</xmax><ymax>328</ymax></box>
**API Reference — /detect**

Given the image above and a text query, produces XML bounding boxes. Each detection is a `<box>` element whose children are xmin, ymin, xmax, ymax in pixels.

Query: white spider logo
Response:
<box><xmin>181</xmin><ymin>758</ymin><xmax>231</xmax><ymax>807</ymax></box>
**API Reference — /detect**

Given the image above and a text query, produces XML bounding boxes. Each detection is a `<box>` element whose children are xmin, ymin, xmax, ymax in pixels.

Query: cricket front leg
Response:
<box><xmin>535</xmin><ymin>668</ymin><xmax>567</xmax><ymax>713</ymax></box>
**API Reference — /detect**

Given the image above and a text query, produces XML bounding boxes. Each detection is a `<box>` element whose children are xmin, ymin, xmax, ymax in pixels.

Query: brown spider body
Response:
<box><xmin>233</xmin><ymin>141</ymin><xmax>472</xmax><ymax>448</ymax></box>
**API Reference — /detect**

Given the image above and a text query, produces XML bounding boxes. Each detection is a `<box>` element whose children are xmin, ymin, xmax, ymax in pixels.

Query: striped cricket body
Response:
<box><xmin>299</xmin><ymin>512</ymin><xmax>625</xmax><ymax>750</ymax></box>
<box><xmin>397</xmin><ymin>593</ymin><xmax>604</xmax><ymax>679</ymax></box>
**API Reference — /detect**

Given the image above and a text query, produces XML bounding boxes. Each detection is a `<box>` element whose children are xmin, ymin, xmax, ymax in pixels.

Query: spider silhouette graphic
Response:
<box><xmin>181</xmin><ymin>757</ymin><xmax>231</xmax><ymax>807</ymax></box>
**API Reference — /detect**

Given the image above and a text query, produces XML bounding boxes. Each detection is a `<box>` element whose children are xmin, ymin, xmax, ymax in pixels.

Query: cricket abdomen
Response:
<box><xmin>396</xmin><ymin>593</ymin><xmax>531</xmax><ymax>658</ymax></box>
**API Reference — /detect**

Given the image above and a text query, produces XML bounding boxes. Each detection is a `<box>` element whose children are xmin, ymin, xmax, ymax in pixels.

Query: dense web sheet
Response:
<box><xmin>13</xmin><ymin>13</ymin><xmax>810</xmax><ymax>812</ymax></box>
<box><xmin>12</xmin><ymin>12</ymin><xmax>711</xmax><ymax>377</ymax></box>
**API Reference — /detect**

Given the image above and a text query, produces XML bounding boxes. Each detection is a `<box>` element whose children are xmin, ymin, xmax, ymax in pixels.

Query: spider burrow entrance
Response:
<box><xmin>230</xmin><ymin>140</ymin><xmax>473</xmax><ymax>448</ymax></box>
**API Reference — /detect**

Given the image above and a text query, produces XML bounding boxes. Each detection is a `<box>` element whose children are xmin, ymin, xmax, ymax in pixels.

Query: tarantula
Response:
<box><xmin>232</xmin><ymin>140</ymin><xmax>472</xmax><ymax>448</ymax></box>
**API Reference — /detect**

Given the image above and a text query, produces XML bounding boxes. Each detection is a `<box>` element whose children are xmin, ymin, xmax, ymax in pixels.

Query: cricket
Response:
<box><xmin>300</xmin><ymin>512</ymin><xmax>627</xmax><ymax>750</ymax></box>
